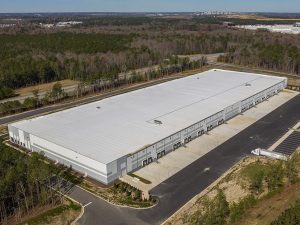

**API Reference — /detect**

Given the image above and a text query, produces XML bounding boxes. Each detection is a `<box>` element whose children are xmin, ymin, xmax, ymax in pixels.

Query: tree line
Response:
<box><xmin>0</xmin><ymin>57</ymin><xmax>206</xmax><ymax>116</ymax></box>
<box><xmin>219</xmin><ymin>42</ymin><xmax>300</xmax><ymax>75</ymax></box>
<box><xmin>0</xmin><ymin>140</ymin><xmax>61</xmax><ymax>224</ymax></box>
<box><xmin>0</xmin><ymin>86</ymin><xmax>16</xmax><ymax>100</ymax></box>
<box><xmin>1</xmin><ymin>16</ymin><xmax>300</xmax><ymax>93</ymax></box>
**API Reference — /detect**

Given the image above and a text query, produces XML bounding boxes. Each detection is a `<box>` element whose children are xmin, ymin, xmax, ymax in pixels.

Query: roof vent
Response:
<box><xmin>154</xmin><ymin>120</ymin><xmax>163</xmax><ymax>125</ymax></box>
<box><xmin>245</xmin><ymin>83</ymin><xmax>251</xmax><ymax>86</ymax></box>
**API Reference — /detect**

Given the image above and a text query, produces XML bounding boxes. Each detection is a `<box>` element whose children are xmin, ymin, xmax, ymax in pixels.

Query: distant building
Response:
<box><xmin>56</xmin><ymin>21</ymin><xmax>83</xmax><ymax>27</ymax></box>
<box><xmin>0</xmin><ymin>24</ymin><xmax>16</xmax><ymax>28</ymax></box>
<box><xmin>294</xmin><ymin>22</ymin><xmax>300</xmax><ymax>27</ymax></box>
<box><xmin>223</xmin><ymin>21</ymin><xmax>235</xmax><ymax>27</ymax></box>
<box><xmin>39</xmin><ymin>23</ymin><xmax>54</xmax><ymax>28</ymax></box>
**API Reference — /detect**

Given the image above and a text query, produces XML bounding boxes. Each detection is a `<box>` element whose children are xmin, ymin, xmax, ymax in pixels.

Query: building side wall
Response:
<box><xmin>8</xmin><ymin>127</ymin><xmax>110</xmax><ymax>184</ymax></box>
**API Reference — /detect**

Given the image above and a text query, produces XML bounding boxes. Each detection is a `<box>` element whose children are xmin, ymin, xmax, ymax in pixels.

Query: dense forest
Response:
<box><xmin>1</xmin><ymin>16</ymin><xmax>300</xmax><ymax>92</ymax></box>
<box><xmin>0</xmin><ymin>140</ymin><xmax>62</xmax><ymax>224</ymax></box>
<box><xmin>0</xmin><ymin>86</ymin><xmax>16</xmax><ymax>100</ymax></box>
<box><xmin>218</xmin><ymin>34</ymin><xmax>300</xmax><ymax>74</ymax></box>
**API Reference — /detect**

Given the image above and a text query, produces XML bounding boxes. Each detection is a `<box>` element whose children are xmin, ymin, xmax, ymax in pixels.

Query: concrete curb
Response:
<box><xmin>53</xmin><ymin>189</ymin><xmax>85</xmax><ymax>225</ymax></box>
<box><xmin>71</xmin><ymin>204</ymin><xmax>85</xmax><ymax>225</ymax></box>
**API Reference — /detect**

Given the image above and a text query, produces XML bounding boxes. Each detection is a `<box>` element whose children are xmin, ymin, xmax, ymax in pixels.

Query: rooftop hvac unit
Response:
<box><xmin>154</xmin><ymin>120</ymin><xmax>162</xmax><ymax>125</ymax></box>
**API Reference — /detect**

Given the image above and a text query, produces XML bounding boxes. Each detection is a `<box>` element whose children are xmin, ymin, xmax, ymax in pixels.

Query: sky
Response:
<box><xmin>0</xmin><ymin>0</ymin><xmax>300</xmax><ymax>13</ymax></box>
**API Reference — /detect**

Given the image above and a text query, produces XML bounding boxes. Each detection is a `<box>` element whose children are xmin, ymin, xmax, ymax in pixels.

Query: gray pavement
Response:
<box><xmin>66</xmin><ymin>94</ymin><xmax>300</xmax><ymax>225</ymax></box>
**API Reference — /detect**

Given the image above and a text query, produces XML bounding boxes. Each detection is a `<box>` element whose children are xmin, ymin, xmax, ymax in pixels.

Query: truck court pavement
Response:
<box><xmin>64</xmin><ymin>94</ymin><xmax>300</xmax><ymax>225</ymax></box>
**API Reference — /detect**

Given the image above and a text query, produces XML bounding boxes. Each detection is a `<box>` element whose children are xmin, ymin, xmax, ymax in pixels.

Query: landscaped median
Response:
<box><xmin>79</xmin><ymin>178</ymin><xmax>156</xmax><ymax>208</ymax></box>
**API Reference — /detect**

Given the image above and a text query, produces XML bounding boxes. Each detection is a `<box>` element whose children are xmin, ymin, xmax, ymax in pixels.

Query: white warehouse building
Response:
<box><xmin>8</xmin><ymin>69</ymin><xmax>287</xmax><ymax>184</ymax></box>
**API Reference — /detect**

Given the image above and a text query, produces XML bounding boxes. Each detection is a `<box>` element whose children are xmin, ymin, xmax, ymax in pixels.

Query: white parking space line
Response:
<box><xmin>83</xmin><ymin>202</ymin><xmax>92</xmax><ymax>208</ymax></box>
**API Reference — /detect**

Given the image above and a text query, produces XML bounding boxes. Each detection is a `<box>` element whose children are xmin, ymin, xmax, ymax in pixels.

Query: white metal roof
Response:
<box><xmin>11</xmin><ymin>69</ymin><xmax>286</xmax><ymax>164</ymax></box>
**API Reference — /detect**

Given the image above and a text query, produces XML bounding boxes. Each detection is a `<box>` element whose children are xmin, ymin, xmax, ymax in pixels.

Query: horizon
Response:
<box><xmin>1</xmin><ymin>11</ymin><xmax>300</xmax><ymax>15</ymax></box>
<box><xmin>1</xmin><ymin>0</ymin><xmax>300</xmax><ymax>14</ymax></box>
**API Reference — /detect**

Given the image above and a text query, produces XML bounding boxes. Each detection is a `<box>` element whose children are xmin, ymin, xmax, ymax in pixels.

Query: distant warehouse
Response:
<box><xmin>8</xmin><ymin>69</ymin><xmax>287</xmax><ymax>184</ymax></box>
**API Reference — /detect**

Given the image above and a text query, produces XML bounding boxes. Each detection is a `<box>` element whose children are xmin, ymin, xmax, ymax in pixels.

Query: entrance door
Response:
<box><xmin>121</xmin><ymin>168</ymin><xmax>127</xmax><ymax>176</ymax></box>
<box><xmin>120</xmin><ymin>162</ymin><xmax>127</xmax><ymax>177</ymax></box>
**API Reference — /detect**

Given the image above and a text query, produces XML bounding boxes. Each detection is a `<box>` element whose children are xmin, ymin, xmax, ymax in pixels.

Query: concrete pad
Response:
<box><xmin>129</xmin><ymin>90</ymin><xmax>299</xmax><ymax>192</ymax></box>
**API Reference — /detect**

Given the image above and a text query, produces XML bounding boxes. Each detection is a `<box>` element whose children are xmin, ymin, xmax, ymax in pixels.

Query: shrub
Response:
<box><xmin>266</xmin><ymin>161</ymin><xmax>284</xmax><ymax>192</ymax></box>
<box><xmin>229</xmin><ymin>195</ymin><xmax>257</xmax><ymax>223</ymax></box>
<box><xmin>241</xmin><ymin>161</ymin><xmax>268</xmax><ymax>193</ymax></box>
<box><xmin>195</xmin><ymin>189</ymin><xmax>230</xmax><ymax>225</ymax></box>
<box><xmin>285</xmin><ymin>153</ymin><xmax>300</xmax><ymax>184</ymax></box>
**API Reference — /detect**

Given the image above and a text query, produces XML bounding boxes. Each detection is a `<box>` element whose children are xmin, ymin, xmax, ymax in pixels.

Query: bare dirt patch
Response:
<box><xmin>13</xmin><ymin>200</ymin><xmax>81</xmax><ymax>225</ymax></box>
<box><xmin>39</xmin><ymin>206</ymin><xmax>80</xmax><ymax>225</ymax></box>
<box><xmin>220</xmin><ymin>180</ymin><xmax>248</xmax><ymax>203</ymax></box>
<box><xmin>16</xmin><ymin>80</ymin><xmax>80</xmax><ymax>96</ymax></box>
